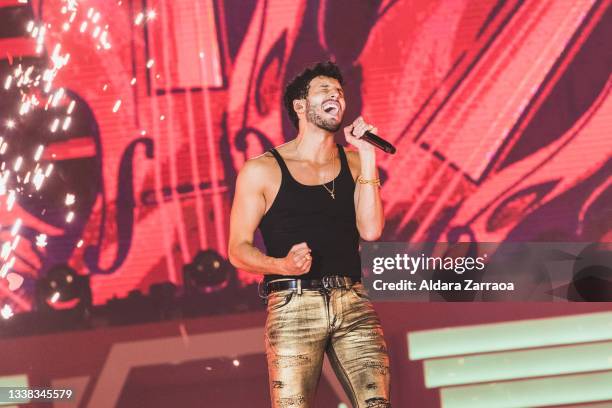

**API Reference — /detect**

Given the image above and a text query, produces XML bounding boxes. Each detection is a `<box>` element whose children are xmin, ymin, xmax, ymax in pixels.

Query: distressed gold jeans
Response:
<box><xmin>264</xmin><ymin>282</ymin><xmax>391</xmax><ymax>408</ymax></box>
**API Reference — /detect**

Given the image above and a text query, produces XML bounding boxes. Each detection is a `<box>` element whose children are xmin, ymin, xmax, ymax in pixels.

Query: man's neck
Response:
<box><xmin>292</xmin><ymin>124</ymin><xmax>337</xmax><ymax>164</ymax></box>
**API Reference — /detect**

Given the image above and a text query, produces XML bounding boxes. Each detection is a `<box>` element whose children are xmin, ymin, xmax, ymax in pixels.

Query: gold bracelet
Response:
<box><xmin>357</xmin><ymin>176</ymin><xmax>381</xmax><ymax>186</ymax></box>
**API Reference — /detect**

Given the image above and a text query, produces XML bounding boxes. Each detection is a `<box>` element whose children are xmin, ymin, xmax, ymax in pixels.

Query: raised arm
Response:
<box><xmin>227</xmin><ymin>158</ymin><xmax>312</xmax><ymax>276</ymax></box>
<box><xmin>344</xmin><ymin>117</ymin><xmax>385</xmax><ymax>241</ymax></box>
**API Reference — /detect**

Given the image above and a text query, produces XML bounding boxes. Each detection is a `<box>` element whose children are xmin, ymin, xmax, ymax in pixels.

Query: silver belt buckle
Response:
<box><xmin>322</xmin><ymin>276</ymin><xmax>348</xmax><ymax>290</ymax></box>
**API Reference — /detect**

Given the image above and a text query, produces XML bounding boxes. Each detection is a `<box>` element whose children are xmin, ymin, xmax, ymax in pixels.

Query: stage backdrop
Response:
<box><xmin>0</xmin><ymin>0</ymin><xmax>610</xmax><ymax>312</ymax></box>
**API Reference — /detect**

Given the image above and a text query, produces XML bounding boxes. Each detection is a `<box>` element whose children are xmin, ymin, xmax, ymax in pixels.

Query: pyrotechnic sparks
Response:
<box><xmin>1</xmin><ymin>304</ymin><xmax>14</xmax><ymax>320</ymax></box>
<box><xmin>10</xmin><ymin>219</ymin><xmax>22</xmax><ymax>237</ymax></box>
<box><xmin>6</xmin><ymin>191</ymin><xmax>15</xmax><ymax>211</ymax></box>
<box><xmin>65</xmin><ymin>193</ymin><xmax>75</xmax><ymax>206</ymax></box>
<box><xmin>67</xmin><ymin>100</ymin><xmax>76</xmax><ymax>114</ymax></box>
<box><xmin>35</xmin><ymin>25</ymin><xmax>46</xmax><ymax>54</ymax></box>
<box><xmin>50</xmin><ymin>118</ymin><xmax>60</xmax><ymax>132</ymax></box>
<box><xmin>11</xmin><ymin>236</ymin><xmax>20</xmax><ymax>251</ymax></box>
<box><xmin>36</xmin><ymin>234</ymin><xmax>48</xmax><ymax>248</ymax></box>
<box><xmin>64</xmin><ymin>0</ymin><xmax>78</xmax><ymax>12</ymax></box>
<box><xmin>0</xmin><ymin>0</ymin><xmax>123</xmax><ymax>315</ymax></box>
<box><xmin>13</xmin><ymin>157</ymin><xmax>23</xmax><ymax>171</ymax></box>
<box><xmin>34</xmin><ymin>145</ymin><xmax>44</xmax><ymax>161</ymax></box>
<box><xmin>19</xmin><ymin>94</ymin><xmax>39</xmax><ymax>115</ymax></box>
<box><xmin>112</xmin><ymin>99</ymin><xmax>122</xmax><ymax>113</ymax></box>
<box><xmin>1</xmin><ymin>243</ymin><xmax>10</xmax><ymax>260</ymax></box>
<box><xmin>0</xmin><ymin>257</ymin><xmax>15</xmax><ymax>278</ymax></box>
<box><xmin>134</xmin><ymin>9</ymin><xmax>156</xmax><ymax>26</ymax></box>
<box><xmin>62</xmin><ymin>116</ymin><xmax>71</xmax><ymax>130</ymax></box>
<box><xmin>32</xmin><ymin>168</ymin><xmax>45</xmax><ymax>190</ymax></box>
<box><xmin>51</xmin><ymin>87</ymin><xmax>65</xmax><ymax>107</ymax></box>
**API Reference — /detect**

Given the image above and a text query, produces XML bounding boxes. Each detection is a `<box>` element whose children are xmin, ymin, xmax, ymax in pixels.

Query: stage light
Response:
<box><xmin>183</xmin><ymin>250</ymin><xmax>236</xmax><ymax>294</ymax></box>
<box><xmin>181</xmin><ymin>250</ymin><xmax>243</xmax><ymax>316</ymax></box>
<box><xmin>36</xmin><ymin>264</ymin><xmax>91</xmax><ymax>311</ymax></box>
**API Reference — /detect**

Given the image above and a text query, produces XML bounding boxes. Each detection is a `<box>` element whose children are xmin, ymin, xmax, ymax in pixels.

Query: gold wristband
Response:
<box><xmin>357</xmin><ymin>176</ymin><xmax>381</xmax><ymax>186</ymax></box>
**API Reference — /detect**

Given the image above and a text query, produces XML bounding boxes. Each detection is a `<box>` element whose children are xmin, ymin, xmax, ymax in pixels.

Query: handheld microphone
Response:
<box><xmin>362</xmin><ymin>131</ymin><xmax>397</xmax><ymax>154</ymax></box>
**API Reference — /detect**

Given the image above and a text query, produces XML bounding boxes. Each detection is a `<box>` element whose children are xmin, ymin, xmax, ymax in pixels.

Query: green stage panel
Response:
<box><xmin>425</xmin><ymin>341</ymin><xmax>612</xmax><ymax>388</ymax></box>
<box><xmin>0</xmin><ymin>374</ymin><xmax>29</xmax><ymax>406</ymax></box>
<box><xmin>0</xmin><ymin>374</ymin><xmax>28</xmax><ymax>388</ymax></box>
<box><xmin>440</xmin><ymin>371</ymin><xmax>612</xmax><ymax>408</ymax></box>
<box><xmin>408</xmin><ymin>312</ymin><xmax>612</xmax><ymax>360</ymax></box>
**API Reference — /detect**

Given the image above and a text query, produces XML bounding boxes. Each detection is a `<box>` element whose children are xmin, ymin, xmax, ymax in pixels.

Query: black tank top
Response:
<box><xmin>259</xmin><ymin>144</ymin><xmax>361</xmax><ymax>283</ymax></box>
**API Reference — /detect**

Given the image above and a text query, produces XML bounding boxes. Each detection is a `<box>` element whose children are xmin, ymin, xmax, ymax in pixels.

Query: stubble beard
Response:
<box><xmin>306</xmin><ymin>102</ymin><xmax>342</xmax><ymax>132</ymax></box>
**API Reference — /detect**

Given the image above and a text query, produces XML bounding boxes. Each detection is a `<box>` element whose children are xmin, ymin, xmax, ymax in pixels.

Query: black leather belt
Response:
<box><xmin>266</xmin><ymin>276</ymin><xmax>359</xmax><ymax>294</ymax></box>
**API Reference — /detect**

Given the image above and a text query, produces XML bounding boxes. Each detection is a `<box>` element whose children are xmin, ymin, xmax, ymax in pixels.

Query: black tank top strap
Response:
<box><xmin>336</xmin><ymin>144</ymin><xmax>347</xmax><ymax>166</ymax></box>
<box><xmin>269</xmin><ymin>148</ymin><xmax>290</xmax><ymax>177</ymax></box>
<box><xmin>336</xmin><ymin>144</ymin><xmax>352</xmax><ymax>181</ymax></box>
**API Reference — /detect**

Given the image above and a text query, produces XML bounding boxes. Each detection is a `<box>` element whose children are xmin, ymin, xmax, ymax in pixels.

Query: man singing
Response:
<box><xmin>228</xmin><ymin>61</ymin><xmax>391</xmax><ymax>408</ymax></box>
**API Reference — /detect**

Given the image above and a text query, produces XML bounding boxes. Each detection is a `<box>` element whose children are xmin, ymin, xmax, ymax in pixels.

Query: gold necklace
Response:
<box><xmin>322</xmin><ymin>152</ymin><xmax>336</xmax><ymax>199</ymax></box>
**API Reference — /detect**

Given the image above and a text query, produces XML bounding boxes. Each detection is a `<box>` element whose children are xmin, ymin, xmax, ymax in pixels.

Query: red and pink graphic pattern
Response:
<box><xmin>0</xmin><ymin>0</ymin><xmax>610</xmax><ymax>312</ymax></box>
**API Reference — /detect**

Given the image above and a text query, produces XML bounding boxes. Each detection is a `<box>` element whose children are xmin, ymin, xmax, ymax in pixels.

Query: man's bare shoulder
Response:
<box><xmin>237</xmin><ymin>152</ymin><xmax>279</xmax><ymax>184</ymax></box>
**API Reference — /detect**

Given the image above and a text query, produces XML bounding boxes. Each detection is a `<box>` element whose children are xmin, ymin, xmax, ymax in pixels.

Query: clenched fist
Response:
<box><xmin>278</xmin><ymin>242</ymin><xmax>312</xmax><ymax>276</ymax></box>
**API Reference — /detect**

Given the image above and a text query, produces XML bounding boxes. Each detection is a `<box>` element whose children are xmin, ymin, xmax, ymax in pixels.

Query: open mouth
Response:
<box><xmin>322</xmin><ymin>100</ymin><xmax>340</xmax><ymax>116</ymax></box>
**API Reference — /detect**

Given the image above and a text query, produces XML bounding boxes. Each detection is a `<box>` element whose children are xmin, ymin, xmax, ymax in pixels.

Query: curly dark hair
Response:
<box><xmin>283</xmin><ymin>61</ymin><xmax>344</xmax><ymax>129</ymax></box>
